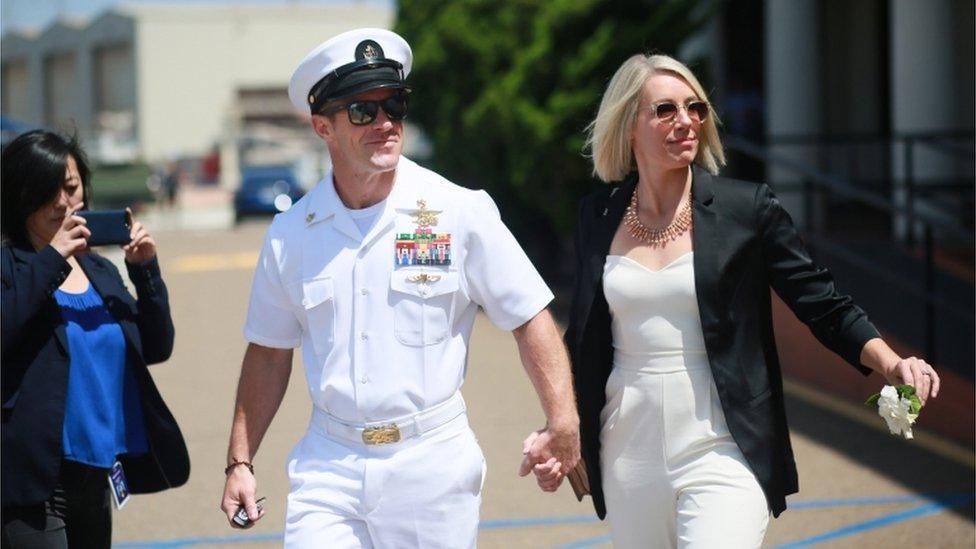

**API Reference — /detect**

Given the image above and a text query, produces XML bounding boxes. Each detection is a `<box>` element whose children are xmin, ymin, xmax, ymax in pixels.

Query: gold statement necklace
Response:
<box><xmin>624</xmin><ymin>187</ymin><xmax>693</xmax><ymax>246</ymax></box>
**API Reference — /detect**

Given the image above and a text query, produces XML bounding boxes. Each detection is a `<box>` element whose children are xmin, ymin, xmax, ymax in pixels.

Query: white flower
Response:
<box><xmin>876</xmin><ymin>385</ymin><xmax>918</xmax><ymax>439</ymax></box>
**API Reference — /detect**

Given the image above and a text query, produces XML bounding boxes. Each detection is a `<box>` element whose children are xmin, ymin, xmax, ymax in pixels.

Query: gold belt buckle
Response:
<box><xmin>361</xmin><ymin>424</ymin><xmax>401</xmax><ymax>445</ymax></box>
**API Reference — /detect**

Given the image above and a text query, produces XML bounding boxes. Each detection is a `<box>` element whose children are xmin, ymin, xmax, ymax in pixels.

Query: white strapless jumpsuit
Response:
<box><xmin>600</xmin><ymin>253</ymin><xmax>769</xmax><ymax>548</ymax></box>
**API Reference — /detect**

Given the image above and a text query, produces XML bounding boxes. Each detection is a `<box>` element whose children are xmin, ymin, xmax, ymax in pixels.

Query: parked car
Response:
<box><xmin>234</xmin><ymin>165</ymin><xmax>305</xmax><ymax>223</ymax></box>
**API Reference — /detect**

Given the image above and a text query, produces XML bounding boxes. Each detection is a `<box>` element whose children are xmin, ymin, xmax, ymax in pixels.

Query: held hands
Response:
<box><xmin>522</xmin><ymin>431</ymin><xmax>563</xmax><ymax>492</ymax></box>
<box><xmin>51</xmin><ymin>202</ymin><xmax>90</xmax><ymax>258</ymax></box>
<box><xmin>122</xmin><ymin>208</ymin><xmax>157</xmax><ymax>264</ymax></box>
<box><xmin>220</xmin><ymin>466</ymin><xmax>265</xmax><ymax>528</ymax></box>
<box><xmin>518</xmin><ymin>423</ymin><xmax>580</xmax><ymax>493</ymax></box>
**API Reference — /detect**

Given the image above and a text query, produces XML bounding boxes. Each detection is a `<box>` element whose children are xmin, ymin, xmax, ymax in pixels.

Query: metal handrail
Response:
<box><xmin>766</xmin><ymin>130</ymin><xmax>975</xmax><ymax>163</ymax></box>
<box><xmin>803</xmin><ymin>233</ymin><xmax>972</xmax><ymax>321</ymax></box>
<box><xmin>767</xmin><ymin>130</ymin><xmax>974</xmax><ymax>140</ymax></box>
<box><xmin>724</xmin><ymin>134</ymin><xmax>973</xmax><ymax>243</ymax></box>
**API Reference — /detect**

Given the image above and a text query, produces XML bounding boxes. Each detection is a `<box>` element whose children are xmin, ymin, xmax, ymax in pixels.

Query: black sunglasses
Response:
<box><xmin>320</xmin><ymin>93</ymin><xmax>409</xmax><ymax>125</ymax></box>
<box><xmin>646</xmin><ymin>100</ymin><xmax>710</xmax><ymax>123</ymax></box>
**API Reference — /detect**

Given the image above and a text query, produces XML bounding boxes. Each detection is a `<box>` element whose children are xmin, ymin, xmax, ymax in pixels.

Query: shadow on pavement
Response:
<box><xmin>785</xmin><ymin>392</ymin><xmax>976</xmax><ymax>522</ymax></box>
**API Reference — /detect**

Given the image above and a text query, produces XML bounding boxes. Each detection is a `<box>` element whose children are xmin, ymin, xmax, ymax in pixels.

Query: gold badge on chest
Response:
<box><xmin>411</xmin><ymin>199</ymin><xmax>441</xmax><ymax>228</ymax></box>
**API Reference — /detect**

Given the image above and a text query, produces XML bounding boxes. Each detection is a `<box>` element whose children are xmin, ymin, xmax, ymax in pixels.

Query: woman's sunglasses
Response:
<box><xmin>320</xmin><ymin>93</ymin><xmax>409</xmax><ymax>125</ymax></box>
<box><xmin>645</xmin><ymin>100</ymin><xmax>710</xmax><ymax>123</ymax></box>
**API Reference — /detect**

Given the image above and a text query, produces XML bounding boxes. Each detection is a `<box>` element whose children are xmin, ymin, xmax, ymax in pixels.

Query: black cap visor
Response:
<box><xmin>326</xmin><ymin>66</ymin><xmax>407</xmax><ymax>102</ymax></box>
<box><xmin>309</xmin><ymin>62</ymin><xmax>409</xmax><ymax>113</ymax></box>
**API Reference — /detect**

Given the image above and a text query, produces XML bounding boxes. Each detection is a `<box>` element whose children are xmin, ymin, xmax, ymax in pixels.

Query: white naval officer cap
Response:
<box><xmin>288</xmin><ymin>28</ymin><xmax>413</xmax><ymax>114</ymax></box>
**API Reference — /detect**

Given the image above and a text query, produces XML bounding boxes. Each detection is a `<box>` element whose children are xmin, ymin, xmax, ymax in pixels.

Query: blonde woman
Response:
<box><xmin>531</xmin><ymin>54</ymin><xmax>940</xmax><ymax>547</ymax></box>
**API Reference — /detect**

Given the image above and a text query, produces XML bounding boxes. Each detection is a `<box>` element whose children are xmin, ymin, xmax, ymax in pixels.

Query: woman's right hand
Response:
<box><xmin>50</xmin><ymin>202</ymin><xmax>89</xmax><ymax>258</ymax></box>
<box><xmin>533</xmin><ymin>457</ymin><xmax>565</xmax><ymax>492</ymax></box>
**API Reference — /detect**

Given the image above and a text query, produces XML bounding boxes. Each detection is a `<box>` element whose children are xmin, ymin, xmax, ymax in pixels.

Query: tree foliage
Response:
<box><xmin>395</xmin><ymin>0</ymin><xmax>714</xmax><ymax>277</ymax></box>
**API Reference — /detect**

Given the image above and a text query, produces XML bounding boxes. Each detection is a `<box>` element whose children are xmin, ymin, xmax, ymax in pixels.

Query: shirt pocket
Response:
<box><xmin>301</xmin><ymin>277</ymin><xmax>335</xmax><ymax>356</ymax></box>
<box><xmin>389</xmin><ymin>270</ymin><xmax>460</xmax><ymax>346</ymax></box>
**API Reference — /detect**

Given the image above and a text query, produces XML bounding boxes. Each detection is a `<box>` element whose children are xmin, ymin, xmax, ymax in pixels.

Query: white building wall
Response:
<box><xmin>2</xmin><ymin>4</ymin><xmax>392</xmax><ymax>164</ymax></box>
<box><xmin>126</xmin><ymin>4</ymin><xmax>393</xmax><ymax>162</ymax></box>
<box><xmin>133</xmin><ymin>16</ymin><xmax>236</xmax><ymax>161</ymax></box>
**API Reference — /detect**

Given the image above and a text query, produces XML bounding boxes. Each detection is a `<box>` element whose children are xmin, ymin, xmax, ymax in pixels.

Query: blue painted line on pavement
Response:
<box><xmin>787</xmin><ymin>492</ymin><xmax>966</xmax><ymax>510</ymax></box>
<box><xmin>114</xmin><ymin>533</ymin><xmax>282</xmax><ymax>548</ymax></box>
<box><xmin>480</xmin><ymin>514</ymin><xmax>600</xmax><ymax>530</ymax></box>
<box><xmin>773</xmin><ymin>493</ymin><xmax>975</xmax><ymax>548</ymax></box>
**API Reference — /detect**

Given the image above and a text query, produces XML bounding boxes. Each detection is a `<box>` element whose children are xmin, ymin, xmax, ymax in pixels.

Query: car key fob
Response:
<box><xmin>232</xmin><ymin>497</ymin><xmax>265</xmax><ymax>527</ymax></box>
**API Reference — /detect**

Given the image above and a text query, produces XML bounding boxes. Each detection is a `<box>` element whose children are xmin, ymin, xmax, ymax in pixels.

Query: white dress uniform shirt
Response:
<box><xmin>244</xmin><ymin>156</ymin><xmax>553</xmax><ymax>423</ymax></box>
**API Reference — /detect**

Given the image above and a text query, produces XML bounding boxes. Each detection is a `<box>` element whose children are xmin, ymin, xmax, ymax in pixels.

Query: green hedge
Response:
<box><xmin>92</xmin><ymin>163</ymin><xmax>154</xmax><ymax>208</ymax></box>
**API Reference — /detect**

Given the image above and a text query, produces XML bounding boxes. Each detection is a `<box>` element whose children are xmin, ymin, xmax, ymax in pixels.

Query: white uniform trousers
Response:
<box><xmin>284</xmin><ymin>411</ymin><xmax>486</xmax><ymax>548</ymax></box>
<box><xmin>600</xmin><ymin>356</ymin><xmax>770</xmax><ymax>549</ymax></box>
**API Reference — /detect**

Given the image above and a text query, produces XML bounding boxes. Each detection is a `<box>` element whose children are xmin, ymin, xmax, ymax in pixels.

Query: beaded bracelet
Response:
<box><xmin>224</xmin><ymin>460</ymin><xmax>254</xmax><ymax>476</ymax></box>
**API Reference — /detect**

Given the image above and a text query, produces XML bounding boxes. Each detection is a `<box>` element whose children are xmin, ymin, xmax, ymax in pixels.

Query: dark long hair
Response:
<box><xmin>1</xmin><ymin>130</ymin><xmax>92</xmax><ymax>247</ymax></box>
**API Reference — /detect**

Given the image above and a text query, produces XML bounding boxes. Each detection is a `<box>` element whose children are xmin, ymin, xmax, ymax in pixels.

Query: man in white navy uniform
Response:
<box><xmin>219</xmin><ymin>28</ymin><xmax>580</xmax><ymax>547</ymax></box>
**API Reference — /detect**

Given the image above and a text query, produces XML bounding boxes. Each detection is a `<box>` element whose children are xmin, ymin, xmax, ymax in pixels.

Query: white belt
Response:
<box><xmin>311</xmin><ymin>392</ymin><xmax>466</xmax><ymax>446</ymax></box>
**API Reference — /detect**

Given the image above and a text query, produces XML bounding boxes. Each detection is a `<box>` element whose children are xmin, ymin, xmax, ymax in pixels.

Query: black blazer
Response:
<box><xmin>565</xmin><ymin>165</ymin><xmax>881</xmax><ymax>519</ymax></box>
<box><xmin>1</xmin><ymin>244</ymin><xmax>190</xmax><ymax>507</ymax></box>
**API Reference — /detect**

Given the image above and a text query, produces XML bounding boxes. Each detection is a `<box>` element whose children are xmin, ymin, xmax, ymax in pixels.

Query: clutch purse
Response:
<box><xmin>567</xmin><ymin>458</ymin><xmax>590</xmax><ymax>501</ymax></box>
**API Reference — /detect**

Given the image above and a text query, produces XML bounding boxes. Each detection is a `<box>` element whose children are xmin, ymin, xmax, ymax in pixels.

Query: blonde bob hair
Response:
<box><xmin>585</xmin><ymin>54</ymin><xmax>725</xmax><ymax>182</ymax></box>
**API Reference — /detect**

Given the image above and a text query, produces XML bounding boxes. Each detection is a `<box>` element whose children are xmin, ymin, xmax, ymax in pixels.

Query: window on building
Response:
<box><xmin>94</xmin><ymin>44</ymin><xmax>136</xmax><ymax>137</ymax></box>
<box><xmin>1</xmin><ymin>61</ymin><xmax>31</xmax><ymax>121</ymax></box>
<box><xmin>93</xmin><ymin>44</ymin><xmax>138</xmax><ymax>163</ymax></box>
<box><xmin>44</xmin><ymin>53</ymin><xmax>78</xmax><ymax>128</ymax></box>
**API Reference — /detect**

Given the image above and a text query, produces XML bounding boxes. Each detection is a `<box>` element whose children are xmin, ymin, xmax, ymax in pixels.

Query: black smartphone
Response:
<box><xmin>233</xmin><ymin>497</ymin><xmax>266</xmax><ymax>527</ymax></box>
<box><xmin>76</xmin><ymin>209</ymin><xmax>132</xmax><ymax>247</ymax></box>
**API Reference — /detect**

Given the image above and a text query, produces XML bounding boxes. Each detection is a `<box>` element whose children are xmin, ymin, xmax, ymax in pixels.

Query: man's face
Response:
<box><xmin>312</xmin><ymin>88</ymin><xmax>405</xmax><ymax>176</ymax></box>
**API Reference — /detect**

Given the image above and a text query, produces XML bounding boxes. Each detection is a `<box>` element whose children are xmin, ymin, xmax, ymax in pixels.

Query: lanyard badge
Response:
<box><xmin>108</xmin><ymin>461</ymin><xmax>130</xmax><ymax>510</ymax></box>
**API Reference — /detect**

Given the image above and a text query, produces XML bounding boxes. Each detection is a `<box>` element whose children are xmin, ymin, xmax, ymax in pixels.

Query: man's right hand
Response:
<box><xmin>220</xmin><ymin>345</ymin><xmax>293</xmax><ymax>529</ymax></box>
<box><xmin>221</xmin><ymin>466</ymin><xmax>264</xmax><ymax>528</ymax></box>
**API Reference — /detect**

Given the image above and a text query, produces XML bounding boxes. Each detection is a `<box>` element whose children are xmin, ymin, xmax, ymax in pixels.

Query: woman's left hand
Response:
<box><xmin>122</xmin><ymin>208</ymin><xmax>157</xmax><ymax>264</ymax></box>
<box><xmin>882</xmin><ymin>356</ymin><xmax>940</xmax><ymax>405</ymax></box>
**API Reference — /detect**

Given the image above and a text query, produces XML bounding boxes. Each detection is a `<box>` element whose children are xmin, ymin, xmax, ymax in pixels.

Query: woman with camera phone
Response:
<box><xmin>1</xmin><ymin>130</ymin><xmax>189</xmax><ymax>548</ymax></box>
